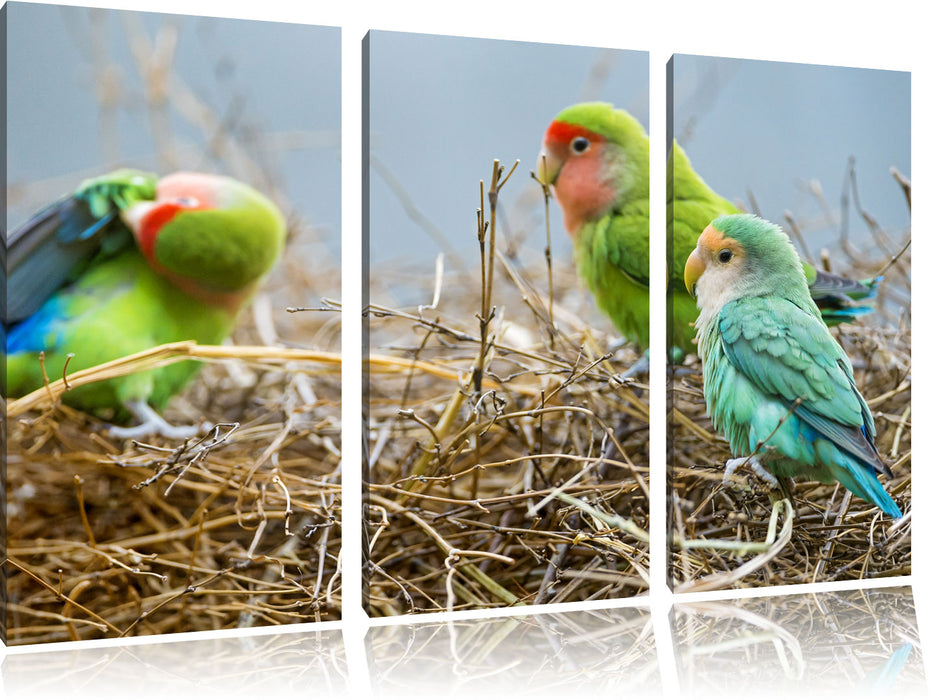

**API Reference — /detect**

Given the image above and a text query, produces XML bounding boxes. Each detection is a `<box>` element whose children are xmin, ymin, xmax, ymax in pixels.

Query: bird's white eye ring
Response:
<box><xmin>717</xmin><ymin>248</ymin><xmax>733</xmax><ymax>263</ymax></box>
<box><xmin>174</xmin><ymin>196</ymin><xmax>200</xmax><ymax>207</ymax></box>
<box><xmin>571</xmin><ymin>136</ymin><xmax>590</xmax><ymax>154</ymax></box>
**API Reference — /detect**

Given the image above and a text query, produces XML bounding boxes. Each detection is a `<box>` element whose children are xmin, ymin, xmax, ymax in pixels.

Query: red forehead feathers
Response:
<box><xmin>545</xmin><ymin>120</ymin><xmax>606</xmax><ymax>147</ymax></box>
<box><xmin>135</xmin><ymin>176</ymin><xmax>216</xmax><ymax>261</ymax></box>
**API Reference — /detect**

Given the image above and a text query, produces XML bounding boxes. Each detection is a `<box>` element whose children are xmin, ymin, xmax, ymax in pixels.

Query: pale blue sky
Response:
<box><xmin>366</xmin><ymin>34</ymin><xmax>909</xmax><ymax>269</ymax></box>
<box><xmin>367</xmin><ymin>31</ymin><xmax>649</xmax><ymax>265</ymax></box>
<box><xmin>672</xmin><ymin>55</ymin><xmax>910</xmax><ymax>253</ymax></box>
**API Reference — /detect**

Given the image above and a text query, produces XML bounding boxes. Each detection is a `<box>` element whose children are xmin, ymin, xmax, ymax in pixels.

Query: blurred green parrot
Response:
<box><xmin>684</xmin><ymin>213</ymin><xmax>900</xmax><ymax>517</ymax></box>
<box><xmin>5</xmin><ymin>169</ymin><xmax>286</xmax><ymax>437</ymax></box>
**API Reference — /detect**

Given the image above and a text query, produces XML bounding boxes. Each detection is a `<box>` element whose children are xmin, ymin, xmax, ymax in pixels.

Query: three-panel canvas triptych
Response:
<box><xmin>2</xmin><ymin>3</ymin><xmax>911</xmax><ymax>647</ymax></box>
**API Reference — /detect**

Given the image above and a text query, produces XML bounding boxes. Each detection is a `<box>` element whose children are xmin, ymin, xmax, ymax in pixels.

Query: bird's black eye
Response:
<box><xmin>571</xmin><ymin>136</ymin><xmax>590</xmax><ymax>154</ymax></box>
<box><xmin>717</xmin><ymin>249</ymin><xmax>733</xmax><ymax>263</ymax></box>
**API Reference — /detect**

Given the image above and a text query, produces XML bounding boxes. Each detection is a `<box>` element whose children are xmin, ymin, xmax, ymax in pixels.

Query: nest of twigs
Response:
<box><xmin>4</xmin><ymin>233</ymin><xmax>342</xmax><ymax>646</ymax></box>
<box><xmin>668</xmin><ymin>168</ymin><xmax>911</xmax><ymax>592</ymax></box>
<box><xmin>366</xmin><ymin>162</ymin><xmax>650</xmax><ymax>614</ymax></box>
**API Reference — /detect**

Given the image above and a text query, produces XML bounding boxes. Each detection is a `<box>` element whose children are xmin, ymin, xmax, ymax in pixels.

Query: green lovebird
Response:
<box><xmin>538</xmin><ymin>102</ymin><xmax>879</xmax><ymax>359</ymax></box>
<box><xmin>5</xmin><ymin>170</ymin><xmax>287</xmax><ymax>437</ymax></box>
<box><xmin>538</xmin><ymin>102</ymin><xmax>651</xmax><ymax>351</ymax></box>
<box><xmin>684</xmin><ymin>213</ymin><xmax>900</xmax><ymax>517</ymax></box>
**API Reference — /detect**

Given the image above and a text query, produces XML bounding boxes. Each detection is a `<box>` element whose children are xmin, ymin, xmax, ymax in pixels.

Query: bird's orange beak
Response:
<box><xmin>684</xmin><ymin>247</ymin><xmax>705</xmax><ymax>296</ymax></box>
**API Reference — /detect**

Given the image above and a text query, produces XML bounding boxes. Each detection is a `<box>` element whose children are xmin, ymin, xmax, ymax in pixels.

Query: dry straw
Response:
<box><xmin>6</xmin><ymin>283</ymin><xmax>342</xmax><ymax>644</ymax></box>
<box><xmin>366</xmin><ymin>160</ymin><xmax>650</xmax><ymax>614</ymax></box>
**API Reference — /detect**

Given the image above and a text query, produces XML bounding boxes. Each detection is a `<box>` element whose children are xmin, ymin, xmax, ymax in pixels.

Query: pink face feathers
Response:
<box><xmin>122</xmin><ymin>173</ymin><xmax>220</xmax><ymax>262</ymax></box>
<box><xmin>541</xmin><ymin>121</ymin><xmax>617</xmax><ymax>236</ymax></box>
<box><xmin>155</xmin><ymin>172</ymin><xmax>222</xmax><ymax>208</ymax></box>
<box><xmin>119</xmin><ymin>173</ymin><xmax>254</xmax><ymax>310</ymax></box>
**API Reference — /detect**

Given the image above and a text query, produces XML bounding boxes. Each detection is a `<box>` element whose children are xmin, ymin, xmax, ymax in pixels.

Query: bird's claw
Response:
<box><xmin>723</xmin><ymin>455</ymin><xmax>779</xmax><ymax>490</ymax></box>
<box><xmin>613</xmin><ymin>353</ymin><xmax>649</xmax><ymax>383</ymax></box>
<box><xmin>107</xmin><ymin>421</ymin><xmax>211</xmax><ymax>441</ymax></box>
<box><xmin>667</xmin><ymin>365</ymin><xmax>696</xmax><ymax>380</ymax></box>
<box><xmin>107</xmin><ymin>400</ymin><xmax>213</xmax><ymax>441</ymax></box>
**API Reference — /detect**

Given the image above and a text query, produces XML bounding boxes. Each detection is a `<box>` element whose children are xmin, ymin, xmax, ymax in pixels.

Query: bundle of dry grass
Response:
<box><xmin>5</xmin><ymin>239</ymin><xmax>342</xmax><ymax>645</ymax></box>
<box><xmin>366</xmin><ymin>162</ymin><xmax>650</xmax><ymax>614</ymax></box>
<box><xmin>668</xmin><ymin>167</ymin><xmax>911</xmax><ymax>592</ymax></box>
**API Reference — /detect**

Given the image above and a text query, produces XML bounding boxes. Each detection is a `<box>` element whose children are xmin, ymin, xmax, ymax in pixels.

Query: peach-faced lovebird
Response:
<box><xmin>538</xmin><ymin>102</ymin><xmax>879</xmax><ymax>360</ymax></box>
<box><xmin>5</xmin><ymin>170</ymin><xmax>286</xmax><ymax>437</ymax></box>
<box><xmin>684</xmin><ymin>213</ymin><xmax>900</xmax><ymax>517</ymax></box>
<box><xmin>538</xmin><ymin>102</ymin><xmax>651</xmax><ymax>351</ymax></box>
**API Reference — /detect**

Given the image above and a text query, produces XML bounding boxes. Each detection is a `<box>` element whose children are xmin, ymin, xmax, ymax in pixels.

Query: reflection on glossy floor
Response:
<box><xmin>1</xmin><ymin>586</ymin><xmax>924</xmax><ymax>698</ymax></box>
<box><xmin>673</xmin><ymin>586</ymin><xmax>923</xmax><ymax>696</ymax></box>
<box><xmin>1</xmin><ymin>629</ymin><xmax>349</xmax><ymax>698</ymax></box>
<box><xmin>367</xmin><ymin>605</ymin><xmax>658</xmax><ymax>697</ymax></box>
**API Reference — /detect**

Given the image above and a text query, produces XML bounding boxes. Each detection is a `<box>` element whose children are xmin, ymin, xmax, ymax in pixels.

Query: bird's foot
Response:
<box><xmin>612</xmin><ymin>352</ymin><xmax>649</xmax><ymax>383</ymax></box>
<box><xmin>723</xmin><ymin>455</ymin><xmax>779</xmax><ymax>490</ymax></box>
<box><xmin>107</xmin><ymin>400</ymin><xmax>213</xmax><ymax>441</ymax></box>
<box><xmin>667</xmin><ymin>364</ymin><xmax>696</xmax><ymax>380</ymax></box>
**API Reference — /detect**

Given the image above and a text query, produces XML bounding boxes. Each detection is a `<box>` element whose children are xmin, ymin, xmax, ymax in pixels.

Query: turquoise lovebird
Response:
<box><xmin>683</xmin><ymin>213</ymin><xmax>900</xmax><ymax>518</ymax></box>
<box><xmin>5</xmin><ymin>170</ymin><xmax>286</xmax><ymax>438</ymax></box>
<box><xmin>668</xmin><ymin>140</ymin><xmax>882</xmax><ymax>338</ymax></box>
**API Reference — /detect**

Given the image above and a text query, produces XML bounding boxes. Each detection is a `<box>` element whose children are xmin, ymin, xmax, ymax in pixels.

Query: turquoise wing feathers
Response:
<box><xmin>710</xmin><ymin>295</ymin><xmax>899</xmax><ymax>516</ymax></box>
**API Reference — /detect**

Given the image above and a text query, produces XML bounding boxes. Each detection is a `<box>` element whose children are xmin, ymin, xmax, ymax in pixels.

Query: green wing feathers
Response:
<box><xmin>576</xmin><ymin>209</ymin><xmax>651</xmax><ymax>349</ymax></box>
